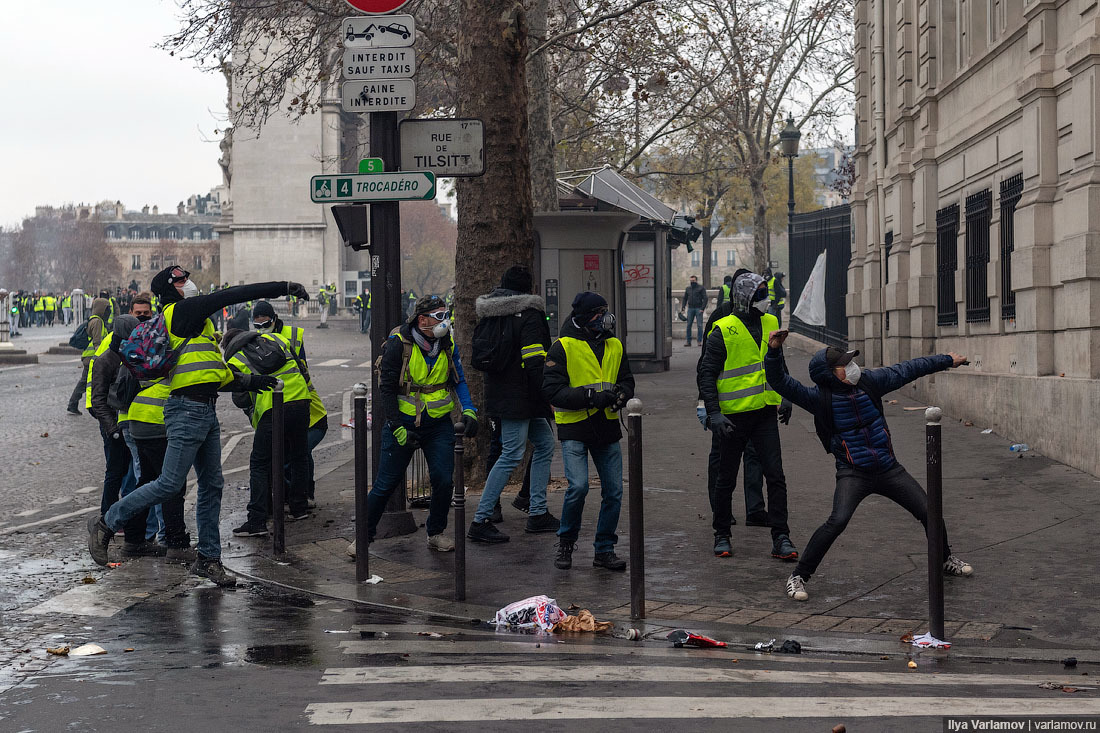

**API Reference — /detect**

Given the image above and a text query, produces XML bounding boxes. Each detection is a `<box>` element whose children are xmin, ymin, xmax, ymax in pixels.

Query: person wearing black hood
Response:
<box><xmin>87</xmin><ymin>265</ymin><xmax>308</xmax><ymax>586</ymax></box>
<box><xmin>542</xmin><ymin>292</ymin><xmax>635</xmax><ymax>572</ymax></box>
<box><xmin>697</xmin><ymin>272</ymin><xmax>798</xmax><ymax>562</ymax></box>
<box><xmin>764</xmin><ymin>332</ymin><xmax>974</xmax><ymax>602</ymax></box>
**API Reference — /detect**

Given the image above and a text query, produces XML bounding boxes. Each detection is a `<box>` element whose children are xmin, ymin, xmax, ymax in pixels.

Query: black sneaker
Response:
<box><xmin>287</xmin><ymin>511</ymin><xmax>311</xmax><ymax>521</ymax></box>
<box><xmin>87</xmin><ymin>514</ymin><xmax>113</xmax><ymax>567</ymax></box>
<box><xmin>190</xmin><ymin>555</ymin><xmax>237</xmax><ymax>587</ymax></box>
<box><xmin>467</xmin><ymin>520</ymin><xmax>510</xmax><ymax>544</ymax></box>
<box><xmin>714</xmin><ymin>535</ymin><xmax>732</xmax><ymax>557</ymax></box>
<box><xmin>771</xmin><ymin>535</ymin><xmax>799</xmax><ymax>561</ymax></box>
<box><xmin>525</xmin><ymin>512</ymin><xmax>560</xmax><ymax>534</ymax></box>
<box><xmin>593</xmin><ymin>551</ymin><xmax>627</xmax><ymax>571</ymax></box>
<box><xmin>511</xmin><ymin>496</ymin><xmax>530</xmax><ymax>514</ymax></box>
<box><xmin>554</xmin><ymin>541</ymin><xmax>575</xmax><ymax>570</ymax></box>
<box><xmin>232</xmin><ymin>521</ymin><xmax>269</xmax><ymax>537</ymax></box>
<box><xmin>489</xmin><ymin>502</ymin><xmax>504</xmax><ymax>524</ymax></box>
<box><xmin>165</xmin><ymin>546</ymin><xmax>197</xmax><ymax>564</ymax></box>
<box><xmin>66</xmin><ymin>405</ymin><xmax>81</xmax><ymax>416</ymax></box>
<box><xmin>745</xmin><ymin>512</ymin><xmax>769</xmax><ymax>527</ymax></box>
<box><xmin>121</xmin><ymin>541</ymin><xmax>167</xmax><ymax>558</ymax></box>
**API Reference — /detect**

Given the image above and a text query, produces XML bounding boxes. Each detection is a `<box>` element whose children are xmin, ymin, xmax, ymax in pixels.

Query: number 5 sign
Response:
<box><xmin>344</xmin><ymin>0</ymin><xmax>411</xmax><ymax>13</ymax></box>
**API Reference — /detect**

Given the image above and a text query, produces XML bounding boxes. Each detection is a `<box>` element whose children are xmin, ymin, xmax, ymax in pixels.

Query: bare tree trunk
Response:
<box><xmin>455</xmin><ymin>0</ymin><xmax>535</xmax><ymax>483</ymax></box>
<box><xmin>749</xmin><ymin>172</ymin><xmax>769</xmax><ymax>273</ymax></box>
<box><xmin>526</xmin><ymin>0</ymin><xmax>559</xmax><ymax>213</ymax></box>
<box><xmin>701</xmin><ymin>227</ymin><xmax>713</xmax><ymax>287</ymax></box>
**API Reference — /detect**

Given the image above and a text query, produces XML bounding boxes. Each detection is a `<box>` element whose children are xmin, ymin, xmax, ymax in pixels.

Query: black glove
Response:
<box><xmin>587</xmin><ymin>389</ymin><xmax>618</xmax><ymax>410</ymax></box>
<box><xmin>461</xmin><ymin>410</ymin><xmax>479</xmax><ymax>439</ymax></box>
<box><xmin>706</xmin><ymin>413</ymin><xmax>735</xmax><ymax>439</ymax></box>
<box><xmin>248</xmin><ymin>374</ymin><xmax>278</xmax><ymax>392</ymax></box>
<box><xmin>288</xmin><ymin>282</ymin><xmax>310</xmax><ymax>301</ymax></box>
<box><xmin>778</xmin><ymin>399</ymin><xmax>793</xmax><ymax>425</ymax></box>
<box><xmin>611</xmin><ymin>385</ymin><xmax>629</xmax><ymax>411</ymax></box>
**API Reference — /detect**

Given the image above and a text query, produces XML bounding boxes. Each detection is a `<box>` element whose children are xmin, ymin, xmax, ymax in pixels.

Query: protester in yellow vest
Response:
<box><xmin>89</xmin><ymin>265</ymin><xmax>310</xmax><ymax>587</ymax></box>
<box><xmin>68</xmin><ymin>297</ymin><xmax>110</xmax><ymax>415</ymax></box>
<box><xmin>541</xmin><ymin>291</ymin><xmax>635</xmax><ymax>572</ymax></box>
<box><xmin>767</xmin><ymin>272</ymin><xmax>787</xmax><ymax>328</ymax></box>
<box><xmin>696</xmin><ymin>272</ymin><xmax>799</xmax><ymax>562</ymax></box>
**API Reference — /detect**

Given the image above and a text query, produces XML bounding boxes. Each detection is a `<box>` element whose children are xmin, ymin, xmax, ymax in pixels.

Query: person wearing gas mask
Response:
<box><xmin>764</xmin><ymin>333</ymin><xmax>974</xmax><ymax>602</ymax></box>
<box><xmin>697</xmin><ymin>272</ymin><xmax>798</xmax><ymax>562</ymax></box>
<box><xmin>354</xmin><ymin>295</ymin><xmax>479</xmax><ymax>556</ymax></box>
<box><xmin>542</xmin><ymin>292</ymin><xmax>635</xmax><ymax>572</ymax></box>
<box><xmin>88</xmin><ymin>265</ymin><xmax>310</xmax><ymax>587</ymax></box>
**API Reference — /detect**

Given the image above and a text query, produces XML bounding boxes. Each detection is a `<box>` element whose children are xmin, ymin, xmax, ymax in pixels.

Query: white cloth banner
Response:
<box><xmin>792</xmin><ymin>252</ymin><xmax>828</xmax><ymax>326</ymax></box>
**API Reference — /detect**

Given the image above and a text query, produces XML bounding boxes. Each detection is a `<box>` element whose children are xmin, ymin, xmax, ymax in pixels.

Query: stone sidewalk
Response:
<box><xmin>224</xmin><ymin>337</ymin><xmax>1100</xmax><ymax>659</ymax></box>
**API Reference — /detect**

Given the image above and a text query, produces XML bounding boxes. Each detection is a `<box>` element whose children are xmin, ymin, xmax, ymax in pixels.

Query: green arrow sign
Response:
<box><xmin>309</xmin><ymin>171</ymin><xmax>436</xmax><ymax>203</ymax></box>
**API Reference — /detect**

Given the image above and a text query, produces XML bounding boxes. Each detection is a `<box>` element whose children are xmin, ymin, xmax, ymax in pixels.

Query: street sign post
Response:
<box><xmin>310</xmin><ymin>171</ymin><xmax>436</xmax><ymax>203</ymax></box>
<box><xmin>341</xmin><ymin>79</ymin><xmax>415</xmax><ymax>113</ymax></box>
<box><xmin>343</xmin><ymin>47</ymin><xmax>415</xmax><ymax>80</ymax></box>
<box><xmin>399</xmin><ymin>118</ymin><xmax>485</xmax><ymax>177</ymax></box>
<box><xmin>342</xmin><ymin>14</ymin><xmax>415</xmax><ymax>48</ymax></box>
<box><xmin>343</xmin><ymin>0</ymin><xmax>412</xmax><ymax>14</ymax></box>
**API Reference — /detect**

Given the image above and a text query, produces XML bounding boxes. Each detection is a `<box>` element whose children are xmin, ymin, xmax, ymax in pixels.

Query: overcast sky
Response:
<box><xmin>0</xmin><ymin>1</ymin><xmax>227</xmax><ymax>228</ymax></box>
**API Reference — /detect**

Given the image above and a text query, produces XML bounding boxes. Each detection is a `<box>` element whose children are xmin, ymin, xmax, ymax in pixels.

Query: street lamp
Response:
<box><xmin>778</xmin><ymin>116</ymin><xmax>802</xmax><ymax>268</ymax></box>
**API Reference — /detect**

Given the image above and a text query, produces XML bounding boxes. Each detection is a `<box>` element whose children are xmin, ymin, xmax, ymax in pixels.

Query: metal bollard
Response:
<box><xmin>353</xmin><ymin>383</ymin><xmax>370</xmax><ymax>582</ymax></box>
<box><xmin>452</xmin><ymin>420</ymin><xmax>466</xmax><ymax>601</ymax></box>
<box><xmin>626</xmin><ymin>397</ymin><xmax>646</xmax><ymax>620</ymax></box>
<box><xmin>271</xmin><ymin>378</ymin><xmax>286</xmax><ymax>555</ymax></box>
<box><xmin>925</xmin><ymin>406</ymin><xmax>945</xmax><ymax>640</ymax></box>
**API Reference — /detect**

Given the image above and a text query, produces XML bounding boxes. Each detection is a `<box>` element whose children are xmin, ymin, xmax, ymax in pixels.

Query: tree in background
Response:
<box><xmin>401</xmin><ymin>201</ymin><xmax>456</xmax><ymax>297</ymax></box>
<box><xmin>6</xmin><ymin>215</ymin><xmax>122</xmax><ymax>293</ymax></box>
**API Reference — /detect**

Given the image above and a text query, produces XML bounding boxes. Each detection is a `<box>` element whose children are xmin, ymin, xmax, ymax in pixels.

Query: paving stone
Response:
<box><xmin>681</xmin><ymin>607</ymin><xmax>729</xmax><ymax>621</ymax></box>
<box><xmin>750</xmin><ymin>611</ymin><xmax>811</xmax><ymax>628</ymax></box>
<box><xmin>869</xmin><ymin>618</ymin><xmax>923</xmax><ymax>635</ymax></box>
<box><xmin>954</xmin><ymin>621</ymin><xmax>1003</xmax><ymax>639</ymax></box>
<box><xmin>788</xmin><ymin>615</ymin><xmax>847</xmax><ymax>631</ymax></box>
<box><xmin>714</xmin><ymin>608</ymin><xmax>772</xmax><ymax>625</ymax></box>
<box><xmin>827</xmin><ymin>617</ymin><xmax>883</xmax><ymax>633</ymax></box>
<box><xmin>650</xmin><ymin>603</ymin><xmax>704</xmax><ymax>618</ymax></box>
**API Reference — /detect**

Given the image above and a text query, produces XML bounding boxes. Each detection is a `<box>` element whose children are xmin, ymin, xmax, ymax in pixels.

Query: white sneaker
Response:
<box><xmin>943</xmin><ymin>554</ymin><xmax>973</xmax><ymax>576</ymax></box>
<box><xmin>427</xmin><ymin>533</ymin><xmax>455</xmax><ymax>552</ymax></box>
<box><xmin>786</xmin><ymin>573</ymin><xmax>809</xmax><ymax>601</ymax></box>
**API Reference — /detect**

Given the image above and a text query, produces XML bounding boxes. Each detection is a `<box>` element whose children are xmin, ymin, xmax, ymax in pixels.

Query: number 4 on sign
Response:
<box><xmin>337</xmin><ymin>179</ymin><xmax>352</xmax><ymax>197</ymax></box>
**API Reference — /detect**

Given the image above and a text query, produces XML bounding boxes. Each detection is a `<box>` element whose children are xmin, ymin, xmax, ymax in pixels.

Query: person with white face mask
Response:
<box><xmin>764</xmin><ymin>332</ymin><xmax>973</xmax><ymax>603</ymax></box>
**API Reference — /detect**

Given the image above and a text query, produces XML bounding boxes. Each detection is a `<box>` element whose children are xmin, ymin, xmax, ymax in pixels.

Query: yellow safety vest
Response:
<box><xmin>278</xmin><ymin>324</ymin><xmax>305</xmax><ymax>363</ymax></box>
<box><xmin>86</xmin><ymin>333</ymin><xmax>114</xmax><ymax>409</ymax></box>
<box><xmin>227</xmin><ymin>333</ymin><xmax>310</xmax><ymax>428</ymax></box>
<box><xmin>714</xmin><ymin>312</ymin><xmax>782</xmax><ymax>414</ymax></box>
<box><xmin>768</xmin><ymin>277</ymin><xmax>785</xmax><ymax>308</ymax></box>
<box><xmin>127</xmin><ymin>380</ymin><xmax>172</xmax><ymax>426</ymax></box>
<box><xmin>34</xmin><ymin>299</ymin><xmax>44</xmax><ymax>312</ymax></box>
<box><xmin>162</xmin><ymin>302</ymin><xmax>232</xmax><ymax>392</ymax></box>
<box><xmin>82</xmin><ymin>315</ymin><xmax>104</xmax><ymax>359</ymax></box>
<box><xmin>392</xmin><ymin>331</ymin><xmax>456</xmax><ymax>422</ymax></box>
<box><xmin>553</xmin><ymin>336</ymin><xmax>623</xmax><ymax>425</ymax></box>
<box><xmin>721</xmin><ymin>284</ymin><xmax>731</xmax><ymax>303</ymax></box>
<box><xmin>308</xmin><ymin>387</ymin><xmax>327</xmax><ymax>427</ymax></box>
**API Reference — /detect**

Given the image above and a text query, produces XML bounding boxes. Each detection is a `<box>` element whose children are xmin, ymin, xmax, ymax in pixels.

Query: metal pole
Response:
<box><xmin>452</xmin><ymin>420</ymin><xmax>466</xmax><ymax>601</ymax></box>
<box><xmin>784</xmin><ymin>154</ymin><xmax>796</xmax><ymax>268</ymax></box>
<box><xmin>626</xmin><ymin>398</ymin><xmax>646</xmax><ymax>620</ymax></box>
<box><xmin>271</xmin><ymin>379</ymin><xmax>286</xmax><ymax>555</ymax></box>
<box><xmin>353</xmin><ymin>383</ymin><xmax>370</xmax><ymax>582</ymax></box>
<box><xmin>925</xmin><ymin>406</ymin><xmax>945</xmax><ymax>640</ymax></box>
<box><xmin>0</xmin><ymin>290</ymin><xmax>10</xmax><ymax>345</ymax></box>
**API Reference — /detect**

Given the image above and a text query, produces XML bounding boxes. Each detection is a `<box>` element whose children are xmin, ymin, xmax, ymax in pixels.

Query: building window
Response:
<box><xmin>1000</xmin><ymin>174</ymin><xmax>1023</xmax><ymax>319</ymax></box>
<box><xmin>191</xmin><ymin>229</ymin><xmax>203</xmax><ymax>241</ymax></box>
<box><xmin>211</xmin><ymin>231</ymin><xmax>220</xmax><ymax>240</ymax></box>
<box><xmin>150</xmin><ymin>254</ymin><xmax>160</xmax><ymax>270</ymax></box>
<box><xmin>884</xmin><ymin>230</ymin><xmax>893</xmax><ymax>284</ymax></box>
<box><xmin>964</xmin><ymin>190</ymin><xmax>992</xmax><ymax>323</ymax></box>
<box><xmin>193</xmin><ymin>255</ymin><xmax>203</xmax><ymax>271</ymax></box>
<box><xmin>210</xmin><ymin>254</ymin><xmax>219</xmax><ymax>268</ymax></box>
<box><xmin>131</xmin><ymin>254</ymin><xmax>141</xmax><ymax>271</ymax></box>
<box><xmin>936</xmin><ymin>204</ymin><xmax>960</xmax><ymax>326</ymax></box>
<box><xmin>163</xmin><ymin>254</ymin><xmax>176</xmax><ymax>266</ymax></box>
<box><xmin>129</xmin><ymin>228</ymin><xmax>142</xmax><ymax>240</ymax></box>
<box><xmin>166</xmin><ymin>228</ymin><xmax>179</xmax><ymax>240</ymax></box>
<box><xmin>710</xmin><ymin>251</ymin><xmax>718</xmax><ymax>267</ymax></box>
<box><xmin>691</xmin><ymin>251</ymin><xmax>700</xmax><ymax>267</ymax></box>
<box><xmin>726</xmin><ymin>250</ymin><xmax>736</xmax><ymax>266</ymax></box>
<box><xmin>147</xmin><ymin>228</ymin><xmax>159</xmax><ymax>240</ymax></box>
<box><xmin>106</xmin><ymin>228</ymin><xmax>118</xmax><ymax>240</ymax></box>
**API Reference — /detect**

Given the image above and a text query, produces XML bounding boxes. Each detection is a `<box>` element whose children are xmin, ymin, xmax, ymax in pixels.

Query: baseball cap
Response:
<box><xmin>825</xmin><ymin>347</ymin><xmax>860</xmax><ymax>368</ymax></box>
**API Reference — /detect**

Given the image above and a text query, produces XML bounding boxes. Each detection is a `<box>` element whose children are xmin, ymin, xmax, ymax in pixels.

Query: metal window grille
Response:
<box><xmin>1000</xmin><ymin>174</ymin><xmax>1023</xmax><ymax>319</ymax></box>
<box><xmin>964</xmin><ymin>190</ymin><xmax>992</xmax><ymax>323</ymax></box>
<box><xmin>936</xmin><ymin>204</ymin><xmax>960</xmax><ymax>326</ymax></box>
<box><xmin>884</xmin><ymin>230</ymin><xmax>893</xmax><ymax>285</ymax></box>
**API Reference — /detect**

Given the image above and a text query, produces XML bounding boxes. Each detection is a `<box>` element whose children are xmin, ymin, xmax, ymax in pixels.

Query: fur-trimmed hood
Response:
<box><xmin>475</xmin><ymin>289</ymin><xmax>545</xmax><ymax>318</ymax></box>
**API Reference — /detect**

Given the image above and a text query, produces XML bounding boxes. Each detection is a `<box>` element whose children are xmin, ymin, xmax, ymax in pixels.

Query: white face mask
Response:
<box><xmin>181</xmin><ymin>280</ymin><xmax>200</xmax><ymax>299</ymax></box>
<box><xmin>753</xmin><ymin>298</ymin><xmax>770</xmax><ymax>313</ymax></box>
<box><xmin>431</xmin><ymin>320</ymin><xmax>451</xmax><ymax>338</ymax></box>
<box><xmin>844</xmin><ymin>361</ymin><xmax>862</xmax><ymax>384</ymax></box>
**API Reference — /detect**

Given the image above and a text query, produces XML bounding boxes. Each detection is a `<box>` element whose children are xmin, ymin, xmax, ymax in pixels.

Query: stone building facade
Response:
<box><xmin>852</xmin><ymin>0</ymin><xmax>1100</xmax><ymax>475</ymax></box>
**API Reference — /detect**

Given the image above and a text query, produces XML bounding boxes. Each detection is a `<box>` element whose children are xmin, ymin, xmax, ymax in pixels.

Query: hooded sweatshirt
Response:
<box><xmin>474</xmin><ymin>287</ymin><xmax>551</xmax><ymax>419</ymax></box>
<box><xmin>764</xmin><ymin>347</ymin><xmax>953</xmax><ymax>472</ymax></box>
<box><xmin>88</xmin><ymin>298</ymin><xmax>110</xmax><ymax>352</ymax></box>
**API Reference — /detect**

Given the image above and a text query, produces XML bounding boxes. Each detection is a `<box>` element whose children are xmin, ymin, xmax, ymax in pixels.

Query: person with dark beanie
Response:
<box><xmin>87</xmin><ymin>265</ymin><xmax>309</xmax><ymax>586</ymax></box>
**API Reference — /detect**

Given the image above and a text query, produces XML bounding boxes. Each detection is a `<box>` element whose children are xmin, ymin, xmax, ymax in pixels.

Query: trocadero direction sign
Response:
<box><xmin>343</xmin><ymin>0</ymin><xmax>412</xmax><ymax>14</ymax></box>
<box><xmin>310</xmin><ymin>171</ymin><xmax>436</xmax><ymax>203</ymax></box>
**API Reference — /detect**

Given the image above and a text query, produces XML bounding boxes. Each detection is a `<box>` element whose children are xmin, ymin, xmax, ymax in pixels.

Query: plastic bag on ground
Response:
<box><xmin>910</xmin><ymin>632</ymin><xmax>951</xmax><ymax>649</ymax></box>
<box><xmin>492</xmin><ymin>595</ymin><xmax>567</xmax><ymax>631</ymax></box>
<box><xmin>552</xmin><ymin>609</ymin><xmax>613</xmax><ymax>633</ymax></box>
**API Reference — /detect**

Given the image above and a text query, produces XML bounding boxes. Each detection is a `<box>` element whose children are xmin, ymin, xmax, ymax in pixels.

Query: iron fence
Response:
<box><xmin>936</xmin><ymin>204</ymin><xmax>960</xmax><ymax>326</ymax></box>
<box><xmin>1000</xmin><ymin>174</ymin><xmax>1023</xmax><ymax>320</ymax></box>
<box><xmin>964</xmin><ymin>190</ymin><xmax>992</xmax><ymax>323</ymax></box>
<box><xmin>788</xmin><ymin>203</ymin><xmax>852</xmax><ymax>348</ymax></box>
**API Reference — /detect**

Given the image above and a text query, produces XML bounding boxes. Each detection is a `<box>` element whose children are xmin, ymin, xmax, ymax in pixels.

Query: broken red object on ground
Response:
<box><xmin>667</xmin><ymin>629</ymin><xmax>727</xmax><ymax>648</ymax></box>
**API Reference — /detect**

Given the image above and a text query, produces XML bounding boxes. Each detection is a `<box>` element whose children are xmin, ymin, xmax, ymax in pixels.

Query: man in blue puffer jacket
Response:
<box><xmin>763</xmin><ymin>331</ymin><xmax>974</xmax><ymax>602</ymax></box>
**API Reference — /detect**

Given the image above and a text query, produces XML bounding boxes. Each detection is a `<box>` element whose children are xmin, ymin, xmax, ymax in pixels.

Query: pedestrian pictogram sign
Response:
<box><xmin>343</xmin><ymin>0</ymin><xmax>412</xmax><ymax>14</ymax></box>
<box><xmin>310</xmin><ymin>171</ymin><xmax>437</xmax><ymax>203</ymax></box>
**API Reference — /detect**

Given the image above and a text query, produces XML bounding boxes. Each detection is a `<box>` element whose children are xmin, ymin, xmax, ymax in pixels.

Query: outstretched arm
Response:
<box><xmin>861</xmin><ymin>353</ymin><xmax>964</xmax><ymax>395</ymax></box>
<box><xmin>763</xmin><ymin>331</ymin><xmax>819</xmax><ymax>413</ymax></box>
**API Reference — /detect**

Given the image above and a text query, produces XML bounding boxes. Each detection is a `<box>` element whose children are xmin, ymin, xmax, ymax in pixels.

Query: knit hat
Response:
<box><xmin>500</xmin><ymin>265</ymin><xmax>533</xmax><ymax>294</ymax></box>
<box><xmin>252</xmin><ymin>301</ymin><xmax>276</xmax><ymax>320</ymax></box>
<box><xmin>569</xmin><ymin>291</ymin><xmax>607</xmax><ymax>318</ymax></box>
<box><xmin>150</xmin><ymin>266</ymin><xmax>187</xmax><ymax>304</ymax></box>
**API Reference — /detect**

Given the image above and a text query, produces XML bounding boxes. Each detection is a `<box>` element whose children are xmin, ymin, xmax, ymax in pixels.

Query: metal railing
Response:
<box><xmin>789</xmin><ymin>203</ymin><xmax>852</xmax><ymax>348</ymax></box>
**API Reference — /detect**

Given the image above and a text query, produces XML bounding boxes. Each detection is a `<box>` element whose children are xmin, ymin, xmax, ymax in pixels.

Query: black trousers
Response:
<box><xmin>712</xmin><ymin>406</ymin><xmax>789</xmax><ymax>540</ymax></box>
<box><xmin>707</xmin><ymin>434</ymin><xmax>765</xmax><ymax>519</ymax></box>
<box><xmin>247</xmin><ymin>400</ymin><xmax>311</xmax><ymax>522</ymax></box>
<box><xmin>794</xmin><ymin>463</ymin><xmax>952</xmax><ymax>581</ymax></box>
<box><xmin>134</xmin><ymin>437</ymin><xmax>189</xmax><ymax>547</ymax></box>
<box><xmin>68</xmin><ymin>361</ymin><xmax>89</xmax><ymax>410</ymax></box>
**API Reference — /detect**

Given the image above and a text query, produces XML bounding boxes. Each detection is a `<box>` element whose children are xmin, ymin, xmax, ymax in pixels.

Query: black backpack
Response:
<box><xmin>239</xmin><ymin>336</ymin><xmax>287</xmax><ymax>375</ymax></box>
<box><xmin>69</xmin><ymin>319</ymin><xmax>91</xmax><ymax>350</ymax></box>
<box><xmin>107</xmin><ymin>367</ymin><xmax>141</xmax><ymax>412</ymax></box>
<box><xmin>813</xmin><ymin>384</ymin><xmax>886</xmax><ymax>454</ymax></box>
<box><xmin>471</xmin><ymin>315</ymin><xmax>517</xmax><ymax>373</ymax></box>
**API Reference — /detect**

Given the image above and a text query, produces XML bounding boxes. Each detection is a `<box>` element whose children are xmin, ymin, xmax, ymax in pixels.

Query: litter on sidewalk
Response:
<box><xmin>752</xmin><ymin>638</ymin><xmax>776</xmax><ymax>651</ymax></box>
<box><xmin>667</xmin><ymin>630</ymin><xmax>727</xmax><ymax>648</ymax></box>
<box><xmin>552</xmin><ymin>609</ymin><xmax>613</xmax><ymax>633</ymax></box>
<box><xmin>70</xmin><ymin>643</ymin><xmax>107</xmax><ymax>656</ymax></box>
<box><xmin>909</xmin><ymin>632</ymin><xmax>951</xmax><ymax>649</ymax></box>
<box><xmin>492</xmin><ymin>595</ymin><xmax>567</xmax><ymax>631</ymax></box>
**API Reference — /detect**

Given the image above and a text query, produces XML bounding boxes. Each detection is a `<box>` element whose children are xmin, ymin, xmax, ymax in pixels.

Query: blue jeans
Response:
<box><xmin>99</xmin><ymin>424</ymin><xmax>132</xmax><ymax>517</ymax></box>
<box><xmin>366</xmin><ymin>416</ymin><xmax>454</xmax><ymax>540</ymax></box>
<box><xmin>475</xmin><ymin>418</ymin><xmax>554</xmax><ymax>522</ymax></box>
<box><xmin>686</xmin><ymin>307</ymin><xmax>704</xmax><ymax>343</ymax></box>
<box><xmin>105</xmin><ymin>396</ymin><xmax>225</xmax><ymax>559</ymax></box>
<box><xmin>557</xmin><ymin>440</ymin><xmax>623</xmax><ymax>553</ymax></box>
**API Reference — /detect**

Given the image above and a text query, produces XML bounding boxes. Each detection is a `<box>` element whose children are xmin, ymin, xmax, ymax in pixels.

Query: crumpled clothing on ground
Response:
<box><xmin>552</xmin><ymin>609</ymin><xmax>613</xmax><ymax>633</ymax></box>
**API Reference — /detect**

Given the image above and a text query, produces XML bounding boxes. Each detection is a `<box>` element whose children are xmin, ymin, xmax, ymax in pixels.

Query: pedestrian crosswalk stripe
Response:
<box><xmin>317</xmin><ymin>359</ymin><xmax>350</xmax><ymax>367</ymax></box>
<box><xmin>338</xmin><ymin>640</ymin><xmax>854</xmax><ymax>661</ymax></box>
<box><xmin>356</xmin><ymin>361</ymin><xmax>372</xmax><ymax>368</ymax></box>
<box><xmin>306</xmin><ymin>697</ymin><xmax>1100</xmax><ymax>725</ymax></box>
<box><xmin>76</xmin><ymin>486</ymin><xmax>98</xmax><ymax>494</ymax></box>
<box><xmin>319</xmin><ymin>665</ymin><xmax>1084</xmax><ymax>687</ymax></box>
